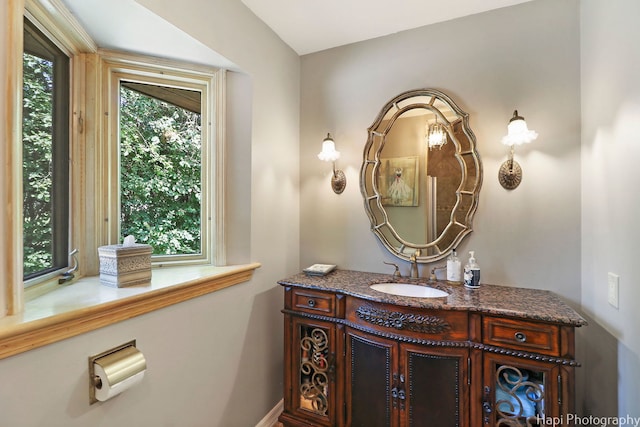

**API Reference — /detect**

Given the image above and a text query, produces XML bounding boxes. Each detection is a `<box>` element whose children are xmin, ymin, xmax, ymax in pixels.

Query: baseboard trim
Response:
<box><xmin>255</xmin><ymin>398</ymin><xmax>283</xmax><ymax>427</ymax></box>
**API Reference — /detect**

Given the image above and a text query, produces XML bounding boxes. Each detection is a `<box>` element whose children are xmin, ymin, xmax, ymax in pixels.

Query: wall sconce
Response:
<box><xmin>498</xmin><ymin>110</ymin><xmax>538</xmax><ymax>189</ymax></box>
<box><xmin>426</xmin><ymin>116</ymin><xmax>447</xmax><ymax>150</ymax></box>
<box><xmin>318</xmin><ymin>133</ymin><xmax>346</xmax><ymax>194</ymax></box>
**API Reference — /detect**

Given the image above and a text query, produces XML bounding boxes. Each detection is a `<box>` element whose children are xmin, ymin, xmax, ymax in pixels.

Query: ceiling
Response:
<box><xmin>240</xmin><ymin>0</ymin><xmax>534</xmax><ymax>55</ymax></box>
<box><xmin>60</xmin><ymin>0</ymin><xmax>533</xmax><ymax>65</ymax></box>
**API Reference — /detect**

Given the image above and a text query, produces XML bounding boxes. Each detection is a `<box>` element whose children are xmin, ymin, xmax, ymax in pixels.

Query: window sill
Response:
<box><xmin>0</xmin><ymin>263</ymin><xmax>261</xmax><ymax>360</ymax></box>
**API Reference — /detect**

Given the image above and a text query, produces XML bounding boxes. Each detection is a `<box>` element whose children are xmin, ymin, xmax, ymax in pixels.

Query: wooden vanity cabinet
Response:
<box><xmin>279</xmin><ymin>284</ymin><xmax>580</xmax><ymax>427</ymax></box>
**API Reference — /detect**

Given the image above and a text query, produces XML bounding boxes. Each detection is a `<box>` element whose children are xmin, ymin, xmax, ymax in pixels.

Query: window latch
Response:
<box><xmin>59</xmin><ymin>249</ymin><xmax>79</xmax><ymax>284</ymax></box>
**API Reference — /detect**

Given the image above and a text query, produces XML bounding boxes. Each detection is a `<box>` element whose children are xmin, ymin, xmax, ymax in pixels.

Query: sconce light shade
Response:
<box><xmin>501</xmin><ymin>110</ymin><xmax>538</xmax><ymax>146</ymax></box>
<box><xmin>318</xmin><ymin>133</ymin><xmax>341</xmax><ymax>162</ymax></box>
<box><xmin>498</xmin><ymin>110</ymin><xmax>537</xmax><ymax>190</ymax></box>
<box><xmin>318</xmin><ymin>133</ymin><xmax>346</xmax><ymax>194</ymax></box>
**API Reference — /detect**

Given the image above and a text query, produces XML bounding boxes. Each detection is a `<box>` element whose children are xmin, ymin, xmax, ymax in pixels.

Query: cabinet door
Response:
<box><xmin>287</xmin><ymin>317</ymin><xmax>338</xmax><ymax>426</ymax></box>
<box><xmin>346</xmin><ymin>328</ymin><xmax>398</xmax><ymax>427</ymax></box>
<box><xmin>482</xmin><ymin>353</ymin><xmax>566</xmax><ymax>427</ymax></box>
<box><xmin>400</xmin><ymin>344</ymin><xmax>469</xmax><ymax>427</ymax></box>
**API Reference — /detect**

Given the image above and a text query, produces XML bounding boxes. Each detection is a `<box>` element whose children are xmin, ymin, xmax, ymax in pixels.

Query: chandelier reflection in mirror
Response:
<box><xmin>427</xmin><ymin>116</ymin><xmax>448</xmax><ymax>150</ymax></box>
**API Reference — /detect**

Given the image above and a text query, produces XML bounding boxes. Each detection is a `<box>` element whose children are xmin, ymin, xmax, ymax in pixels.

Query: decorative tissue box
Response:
<box><xmin>98</xmin><ymin>243</ymin><xmax>153</xmax><ymax>288</ymax></box>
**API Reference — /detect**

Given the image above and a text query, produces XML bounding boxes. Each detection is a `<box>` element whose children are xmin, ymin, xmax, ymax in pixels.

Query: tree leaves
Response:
<box><xmin>23</xmin><ymin>53</ymin><xmax>54</xmax><ymax>275</ymax></box>
<box><xmin>119</xmin><ymin>86</ymin><xmax>202</xmax><ymax>255</ymax></box>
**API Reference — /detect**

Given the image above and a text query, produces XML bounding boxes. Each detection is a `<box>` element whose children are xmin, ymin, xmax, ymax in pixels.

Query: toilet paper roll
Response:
<box><xmin>93</xmin><ymin>345</ymin><xmax>146</xmax><ymax>402</ymax></box>
<box><xmin>94</xmin><ymin>364</ymin><xmax>145</xmax><ymax>401</ymax></box>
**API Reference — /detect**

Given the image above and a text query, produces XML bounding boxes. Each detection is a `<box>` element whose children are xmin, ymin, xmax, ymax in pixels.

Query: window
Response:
<box><xmin>0</xmin><ymin>0</ymin><xmax>252</xmax><ymax>351</ymax></box>
<box><xmin>18</xmin><ymin>2</ymin><xmax>224</xmax><ymax>298</ymax></box>
<box><xmin>102</xmin><ymin>56</ymin><xmax>223</xmax><ymax>266</ymax></box>
<box><xmin>22</xmin><ymin>18</ymin><xmax>70</xmax><ymax>284</ymax></box>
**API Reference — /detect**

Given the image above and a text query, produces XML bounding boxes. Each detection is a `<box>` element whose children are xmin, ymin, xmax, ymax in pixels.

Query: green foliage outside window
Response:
<box><xmin>119</xmin><ymin>86</ymin><xmax>202</xmax><ymax>255</ymax></box>
<box><xmin>23</xmin><ymin>53</ymin><xmax>54</xmax><ymax>276</ymax></box>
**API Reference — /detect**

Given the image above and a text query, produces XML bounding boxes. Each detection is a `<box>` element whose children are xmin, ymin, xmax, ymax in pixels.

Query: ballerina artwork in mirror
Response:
<box><xmin>360</xmin><ymin>89</ymin><xmax>482</xmax><ymax>263</ymax></box>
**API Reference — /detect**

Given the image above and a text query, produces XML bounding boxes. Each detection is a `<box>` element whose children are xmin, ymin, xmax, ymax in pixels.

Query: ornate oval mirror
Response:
<box><xmin>360</xmin><ymin>89</ymin><xmax>482</xmax><ymax>263</ymax></box>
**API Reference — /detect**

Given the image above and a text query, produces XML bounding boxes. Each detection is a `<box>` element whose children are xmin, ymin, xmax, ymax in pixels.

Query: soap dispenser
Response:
<box><xmin>446</xmin><ymin>249</ymin><xmax>462</xmax><ymax>284</ymax></box>
<box><xmin>463</xmin><ymin>251</ymin><xmax>481</xmax><ymax>289</ymax></box>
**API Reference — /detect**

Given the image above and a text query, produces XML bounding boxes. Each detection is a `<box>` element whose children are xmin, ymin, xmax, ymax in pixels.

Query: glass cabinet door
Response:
<box><xmin>483</xmin><ymin>354</ymin><xmax>562</xmax><ymax>427</ymax></box>
<box><xmin>290</xmin><ymin>317</ymin><xmax>336</xmax><ymax>426</ymax></box>
<box><xmin>495</xmin><ymin>365</ymin><xmax>545</xmax><ymax>425</ymax></box>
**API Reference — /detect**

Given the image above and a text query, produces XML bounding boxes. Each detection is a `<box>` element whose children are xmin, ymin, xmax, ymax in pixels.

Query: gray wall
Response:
<box><xmin>300</xmin><ymin>0</ymin><xmax>582</xmax><ymax>304</ymax></box>
<box><xmin>580</xmin><ymin>0</ymin><xmax>640</xmax><ymax>417</ymax></box>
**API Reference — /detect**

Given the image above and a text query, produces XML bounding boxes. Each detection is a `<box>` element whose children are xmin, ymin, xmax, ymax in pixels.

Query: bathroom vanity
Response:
<box><xmin>278</xmin><ymin>270</ymin><xmax>586</xmax><ymax>427</ymax></box>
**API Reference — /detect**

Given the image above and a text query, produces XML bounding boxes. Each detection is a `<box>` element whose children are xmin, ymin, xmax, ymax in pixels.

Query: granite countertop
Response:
<box><xmin>278</xmin><ymin>269</ymin><xmax>587</xmax><ymax>326</ymax></box>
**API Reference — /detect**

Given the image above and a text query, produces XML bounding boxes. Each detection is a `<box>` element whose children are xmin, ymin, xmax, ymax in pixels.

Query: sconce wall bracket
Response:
<box><xmin>498</xmin><ymin>159</ymin><xmax>523</xmax><ymax>190</ymax></box>
<box><xmin>331</xmin><ymin>169</ymin><xmax>346</xmax><ymax>194</ymax></box>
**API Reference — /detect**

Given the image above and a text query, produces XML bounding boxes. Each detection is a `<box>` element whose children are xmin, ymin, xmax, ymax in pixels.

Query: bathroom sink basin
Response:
<box><xmin>369</xmin><ymin>283</ymin><xmax>448</xmax><ymax>298</ymax></box>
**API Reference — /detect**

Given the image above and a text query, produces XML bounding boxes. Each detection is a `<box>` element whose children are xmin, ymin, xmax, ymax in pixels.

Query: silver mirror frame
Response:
<box><xmin>360</xmin><ymin>88</ymin><xmax>482</xmax><ymax>263</ymax></box>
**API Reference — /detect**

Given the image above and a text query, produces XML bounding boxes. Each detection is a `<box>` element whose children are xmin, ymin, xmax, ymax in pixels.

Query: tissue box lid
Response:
<box><xmin>98</xmin><ymin>243</ymin><xmax>153</xmax><ymax>256</ymax></box>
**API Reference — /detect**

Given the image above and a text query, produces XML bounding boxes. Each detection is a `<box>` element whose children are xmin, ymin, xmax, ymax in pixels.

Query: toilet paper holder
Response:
<box><xmin>89</xmin><ymin>340</ymin><xmax>146</xmax><ymax>404</ymax></box>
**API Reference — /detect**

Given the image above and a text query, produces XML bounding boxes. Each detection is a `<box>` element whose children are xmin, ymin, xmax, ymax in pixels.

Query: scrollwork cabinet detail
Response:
<box><xmin>300</xmin><ymin>326</ymin><xmax>330</xmax><ymax>416</ymax></box>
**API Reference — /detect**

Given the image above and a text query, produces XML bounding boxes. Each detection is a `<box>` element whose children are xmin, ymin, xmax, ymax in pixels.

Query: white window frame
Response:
<box><xmin>100</xmin><ymin>52</ymin><xmax>226</xmax><ymax>267</ymax></box>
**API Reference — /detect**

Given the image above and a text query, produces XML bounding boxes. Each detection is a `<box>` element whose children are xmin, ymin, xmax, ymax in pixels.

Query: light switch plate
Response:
<box><xmin>608</xmin><ymin>272</ymin><xmax>619</xmax><ymax>309</ymax></box>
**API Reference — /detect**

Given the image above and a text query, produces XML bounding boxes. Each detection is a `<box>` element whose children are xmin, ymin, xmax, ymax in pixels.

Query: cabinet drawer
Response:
<box><xmin>292</xmin><ymin>289</ymin><xmax>337</xmax><ymax>316</ymax></box>
<box><xmin>483</xmin><ymin>316</ymin><xmax>560</xmax><ymax>356</ymax></box>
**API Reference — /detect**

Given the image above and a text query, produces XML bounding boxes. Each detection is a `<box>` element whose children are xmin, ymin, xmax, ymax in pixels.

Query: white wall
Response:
<box><xmin>0</xmin><ymin>0</ymin><xmax>300</xmax><ymax>425</ymax></box>
<box><xmin>580</xmin><ymin>0</ymin><xmax>640</xmax><ymax>417</ymax></box>
<box><xmin>300</xmin><ymin>0</ymin><xmax>582</xmax><ymax>303</ymax></box>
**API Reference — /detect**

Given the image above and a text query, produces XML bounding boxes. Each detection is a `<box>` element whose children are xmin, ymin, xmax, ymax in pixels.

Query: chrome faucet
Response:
<box><xmin>409</xmin><ymin>249</ymin><xmax>421</xmax><ymax>278</ymax></box>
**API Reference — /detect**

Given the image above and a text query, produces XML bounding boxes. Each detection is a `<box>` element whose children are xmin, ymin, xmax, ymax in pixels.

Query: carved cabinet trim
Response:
<box><xmin>354</xmin><ymin>304</ymin><xmax>451</xmax><ymax>334</ymax></box>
